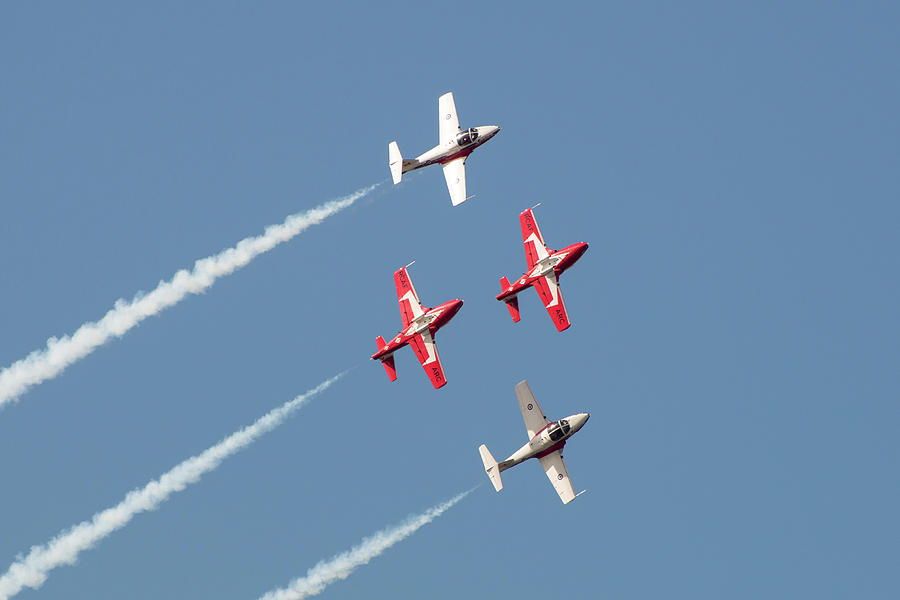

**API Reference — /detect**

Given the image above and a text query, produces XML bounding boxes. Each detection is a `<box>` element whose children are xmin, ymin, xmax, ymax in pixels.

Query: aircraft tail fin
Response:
<box><xmin>498</xmin><ymin>277</ymin><xmax>520</xmax><ymax>322</ymax></box>
<box><xmin>375</xmin><ymin>336</ymin><xmax>397</xmax><ymax>381</ymax></box>
<box><xmin>479</xmin><ymin>444</ymin><xmax>504</xmax><ymax>492</ymax></box>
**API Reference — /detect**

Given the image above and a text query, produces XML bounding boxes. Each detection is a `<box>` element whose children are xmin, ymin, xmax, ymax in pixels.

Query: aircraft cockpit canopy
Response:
<box><xmin>456</xmin><ymin>128</ymin><xmax>480</xmax><ymax>146</ymax></box>
<box><xmin>548</xmin><ymin>419</ymin><xmax>571</xmax><ymax>441</ymax></box>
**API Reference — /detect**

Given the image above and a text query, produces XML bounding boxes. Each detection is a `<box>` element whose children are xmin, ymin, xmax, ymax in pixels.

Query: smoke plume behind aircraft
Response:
<box><xmin>0</xmin><ymin>184</ymin><xmax>379</xmax><ymax>411</ymax></box>
<box><xmin>0</xmin><ymin>374</ymin><xmax>345</xmax><ymax>599</ymax></box>
<box><xmin>257</xmin><ymin>489</ymin><xmax>473</xmax><ymax>600</ymax></box>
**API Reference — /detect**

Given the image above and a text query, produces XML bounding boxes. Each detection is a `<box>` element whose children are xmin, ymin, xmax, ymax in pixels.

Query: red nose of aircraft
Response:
<box><xmin>572</xmin><ymin>242</ymin><xmax>589</xmax><ymax>261</ymax></box>
<box><xmin>560</xmin><ymin>242</ymin><xmax>588</xmax><ymax>269</ymax></box>
<box><xmin>434</xmin><ymin>298</ymin><xmax>463</xmax><ymax>328</ymax></box>
<box><xmin>446</xmin><ymin>298</ymin><xmax>464</xmax><ymax>318</ymax></box>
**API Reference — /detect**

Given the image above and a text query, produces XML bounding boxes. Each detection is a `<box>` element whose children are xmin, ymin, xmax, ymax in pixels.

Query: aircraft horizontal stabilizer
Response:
<box><xmin>504</xmin><ymin>297</ymin><xmax>520</xmax><ymax>322</ymax></box>
<box><xmin>388</xmin><ymin>141</ymin><xmax>404</xmax><ymax>184</ymax></box>
<box><xmin>499</xmin><ymin>277</ymin><xmax>520</xmax><ymax>322</ymax></box>
<box><xmin>381</xmin><ymin>355</ymin><xmax>397</xmax><ymax>382</ymax></box>
<box><xmin>479</xmin><ymin>444</ymin><xmax>503</xmax><ymax>492</ymax></box>
<box><xmin>375</xmin><ymin>336</ymin><xmax>397</xmax><ymax>381</ymax></box>
<box><xmin>388</xmin><ymin>142</ymin><xmax>403</xmax><ymax>184</ymax></box>
<box><xmin>389</xmin><ymin>141</ymin><xmax>420</xmax><ymax>185</ymax></box>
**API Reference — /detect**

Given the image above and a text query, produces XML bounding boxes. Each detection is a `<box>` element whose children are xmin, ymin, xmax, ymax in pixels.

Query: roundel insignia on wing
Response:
<box><xmin>527</xmin><ymin>403</ymin><xmax>533</xmax><ymax>410</ymax></box>
<box><xmin>445</xmin><ymin>113</ymin><xmax>451</xmax><ymax>120</ymax></box>
<box><xmin>557</xmin><ymin>473</ymin><xmax>564</xmax><ymax>480</ymax></box>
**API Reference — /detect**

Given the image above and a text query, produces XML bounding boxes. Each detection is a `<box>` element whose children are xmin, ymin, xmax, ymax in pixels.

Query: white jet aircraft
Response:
<box><xmin>479</xmin><ymin>380</ymin><xmax>590</xmax><ymax>504</ymax></box>
<box><xmin>389</xmin><ymin>92</ymin><xmax>500</xmax><ymax>206</ymax></box>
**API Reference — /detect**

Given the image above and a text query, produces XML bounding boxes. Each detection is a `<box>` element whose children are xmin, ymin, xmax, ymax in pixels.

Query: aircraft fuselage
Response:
<box><xmin>499</xmin><ymin>412</ymin><xmax>591</xmax><ymax>471</ymax></box>
<box><xmin>371</xmin><ymin>298</ymin><xmax>463</xmax><ymax>359</ymax></box>
<box><xmin>497</xmin><ymin>242</ymin><xmax>589</xmax><ymax>301</ymax></box>
<box><xmin>405</xmin><ymin>125</ymin><xmax>501</xmax><ymax>173</ymax></box>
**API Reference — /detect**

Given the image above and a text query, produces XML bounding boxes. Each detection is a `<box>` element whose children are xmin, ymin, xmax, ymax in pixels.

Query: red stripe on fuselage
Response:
<box><xmin>535</xmin><ymin>440</ymin><xmax>566</xmax><ymax>459</ymax></box>
<box><xmin>531</xmin><ymin>422</ymin><xmax>553</xmax><ymax>440</ymax></box>
<box><xmin>439</xmin><ymin>146</ymin><xmax>475</xmax><ymax>164</ymax></box>
<box><xmin>418</xmin><ymin>141</ymin><xmax>483</xmax><ymax>168</ymax></box>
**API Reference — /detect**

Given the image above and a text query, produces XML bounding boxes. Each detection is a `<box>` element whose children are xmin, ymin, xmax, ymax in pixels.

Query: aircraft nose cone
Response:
<box><xmin>571</xmin><ymin>242</ymin><xmax>589</xmax><ymax>261</ymax></box>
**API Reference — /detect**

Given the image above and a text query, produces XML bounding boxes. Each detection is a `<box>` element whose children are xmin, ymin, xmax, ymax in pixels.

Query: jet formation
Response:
<box><xmin>377</xmin><ymin>92</ymin><xmax>591</xmax><ymax>504</ymax></box>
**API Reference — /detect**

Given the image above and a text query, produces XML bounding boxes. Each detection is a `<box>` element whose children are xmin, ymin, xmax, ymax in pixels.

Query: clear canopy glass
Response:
<box><xmin>456</xmin><ymin>128</ymin><xmax>480</xmax><ymax>146</ymax></box>
<box><xmin>548</xmin><ymin>419</ymin><xmax>570</xmax><ymax>441</ymax></box>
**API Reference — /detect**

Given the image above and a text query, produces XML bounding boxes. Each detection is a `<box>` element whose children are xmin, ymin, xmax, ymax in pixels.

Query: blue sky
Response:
<box><xmin>1</xmin><ymin>2</ymin><xmax>898</xmax><ymax>598</ymax></box>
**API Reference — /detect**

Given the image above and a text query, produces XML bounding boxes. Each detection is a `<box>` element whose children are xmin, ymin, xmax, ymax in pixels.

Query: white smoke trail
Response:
<box><xmin>258</xmin><ymin>489</ymin><xmax>473</xmax><ymax>600</ymax></box>
<box><xmin>0</xmin><ymin>373</ymin><xmax>345</xmax><ymax>599</ymax></box>
<box><xmin>0</xmin><ymin>183</ymin><xmax>380</xmax><ymax>410</ymax></box>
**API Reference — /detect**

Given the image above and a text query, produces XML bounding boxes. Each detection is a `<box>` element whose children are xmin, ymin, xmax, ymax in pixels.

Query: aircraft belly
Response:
<box><xmin>373</xmin><ymin>336</ymin><xmax>406</xmax><ymax>359</ymax></box>
<box><xmin>534</xmin><ymin>440</ymin><xmax>566</xmax><ymax>459</ymax></box>
<box><xmin>388</xmin><ymin>339</ymin><xmax>409</xmax><ymax>353</ymax></box>
<box><xmin>512</xmin><ymin>432</ymin><xmax>560</xmax><ymax>462</ymax></box>
<box><xmin>440</xmin><ymin>146</ymin><xmax>475</xmax><ymax>163</ymax></box>
<box><xmin>497</xmin><ymin>283</ymin><xmax>526</xmax><ymax>301</ymax></box>
<box><xmin>508</xmin><ymin>444</ymin><xmax>535</xmax><ymax>464</ymax></box>
<box><xmin>416</xmin><ymin>145</ymin><xmax>446</xmax><ymax>164</ymax></box>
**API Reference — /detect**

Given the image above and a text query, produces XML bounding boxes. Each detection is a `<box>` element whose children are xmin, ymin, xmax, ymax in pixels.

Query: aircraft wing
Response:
<box><xmin>442</xmin><ymin>157</ymin><xmax>468</xmax><ymax>206</ymax></box>
<box><xmin>515</xmin><ymin>380</ymin><xmax>550</xmax><ymax>438</ymax></box>
<box><xmin>538</xmin><ymin>450</ymin><xmax>577</xmax><ymax>504</ymax></box>
<box><xmin>394</xmin><ymin>266</ymin><xmax>424</xmax><ymax>328</ymax></box>
<box><xmin>408</xmin><ymin>329</ymin><xmax>447</xmax><ymax>388</ymax></box>
<box><xmin>520</xmin><ymin>208</ymin><xmax>550</xmax><ymax>268</ymax></box>
<box><xmin>532</xmin><ymin>271</ymin><xmax>571</xmax><ymax>331</ymax></box>
<box><xmin>439</xmin><ymin>92</ymin><xmax>461</xmax><ymax>145</ymax></box>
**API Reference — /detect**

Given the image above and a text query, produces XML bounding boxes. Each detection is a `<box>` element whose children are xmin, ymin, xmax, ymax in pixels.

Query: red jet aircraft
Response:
<box><xmin>372</xmin><ymin>263</ymin><xmax>463</xmax><ymax>389</ymax></box>
<box><xmin>497</xmin><ymin>206</ymin><xmax>589</xmax><ymax>332</ymax></box>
